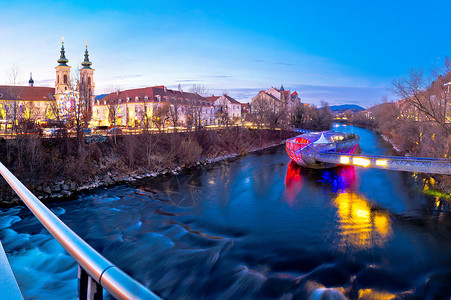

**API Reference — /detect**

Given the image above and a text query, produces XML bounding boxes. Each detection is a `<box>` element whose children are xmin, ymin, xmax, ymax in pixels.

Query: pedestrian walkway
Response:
<box><xmin>0</xmin><ymin>241</ymin><xmax>23</xmax><ymax>300</ymax></box>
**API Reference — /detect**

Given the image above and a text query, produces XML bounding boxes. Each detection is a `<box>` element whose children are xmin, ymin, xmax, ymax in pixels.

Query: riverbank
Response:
<box><xmin>0</xmin><ymin>128</ymin><xmax>297</xmax><ymax>206</ymax></box>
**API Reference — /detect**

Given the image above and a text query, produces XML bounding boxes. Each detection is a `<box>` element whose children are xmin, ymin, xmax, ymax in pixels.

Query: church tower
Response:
<box><xmin>55</xmin><ymin>38</ymin><xmax>71</xmax><ymax>94</ymax></box>
<box><xmin>79</xmin><ymin>42</ymin><xmax>95</xmax><ymax>117</ymax></box>
<box><xmin>280</xmin><ymin>84</ymin><xmax>286</xmax><ymax>103</ymax></box>
<box><xmin>79</xmin><ymin>42</ymin><xmax>95</xmax><ymax>93</ymax></box>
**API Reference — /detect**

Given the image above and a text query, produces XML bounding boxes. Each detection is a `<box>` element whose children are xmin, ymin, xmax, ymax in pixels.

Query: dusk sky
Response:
<box><xmin>0</xmin><ymin>0</ymin><xmax>450</xmax><ymax>107</ymax></box>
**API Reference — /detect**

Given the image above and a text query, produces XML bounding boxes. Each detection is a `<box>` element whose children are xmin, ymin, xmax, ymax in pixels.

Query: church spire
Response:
<box><xmin>28</xmin><ymin>72</ymin><xmax>34</xmax><ymax>87</ymax></box>
<box><xmin>81</xmin><ymin>41</ymin><xmax>92</xmax><ymax>69</ymax></box>
<box><xmin>57</xmin><ymin>37</ymin><xmax>69</xmax><ymax>66</ymax></box>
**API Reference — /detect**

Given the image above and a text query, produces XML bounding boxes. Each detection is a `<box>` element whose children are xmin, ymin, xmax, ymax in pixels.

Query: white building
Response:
<box><xmin>206</xmin><ymin>94</ymin><xmax>242</xmax><ymax>124</ymax></box>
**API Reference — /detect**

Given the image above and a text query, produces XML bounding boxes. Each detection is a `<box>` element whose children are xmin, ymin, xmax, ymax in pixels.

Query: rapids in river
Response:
<box><xmin>1</xmin><ymin>123</ymin><xmax>451</xmax><ymax>299</ymax></box>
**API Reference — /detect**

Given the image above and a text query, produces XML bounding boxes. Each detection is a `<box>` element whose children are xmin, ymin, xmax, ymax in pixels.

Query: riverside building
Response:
<box><xmin>92</xmin><ymin>86</ymin><xmax>215</xmax><ymax>128</ymax></box>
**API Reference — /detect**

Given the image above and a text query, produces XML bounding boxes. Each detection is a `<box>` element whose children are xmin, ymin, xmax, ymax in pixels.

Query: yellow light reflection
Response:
<box><xmin>340</xmin><ymin>156</ymin><xmax>350</xmax><ymax>164</ymax></box>
<box><xmin>353</xmin><ymin>157</ymin><xmax>370</xmax><ymax>167</ymax></box>
<box><xmin>334</xmin><ymin>192</ymin><xmax>392</xmax><ymax>249</ymax></box>
<box><xmin>358</xmin><ymin>289</ymin><xmax>397</xmax><ymax>300</ymax></box>
<box><xmin>375</xmin><ymin>159</ymin><xmax>387</xmax><ymax>167</ymax></box>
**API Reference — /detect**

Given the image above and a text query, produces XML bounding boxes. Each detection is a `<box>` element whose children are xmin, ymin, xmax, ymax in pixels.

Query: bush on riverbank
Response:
<box><xmin>0</xmin><ymin>128</ymin><xmax>295</xmax><ymax>204</ymax></box>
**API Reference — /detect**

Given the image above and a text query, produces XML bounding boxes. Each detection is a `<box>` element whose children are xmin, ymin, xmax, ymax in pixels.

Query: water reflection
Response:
<box><xmin>284</xmin><ymin>161</ymin><xmax>357</xmax><ymax>204</ymax></box>
<box><xmin>285</xmin><ymin>161</ymin><xmax>392</xmax><ymax>249</ymax></box>
<box><xmin>318</xmin><ymin>165</ymin><xmax>356</xmax><ymax>192</ymax></box>
<box><xmin>334</xmin><ymin>192</ymin><xmax>392</xmax><ymax>249</ymax></box>
<box><xmin>284</xmin><ymin>161</ymin><xmax>304</xmax><ymax>205</ymax></box>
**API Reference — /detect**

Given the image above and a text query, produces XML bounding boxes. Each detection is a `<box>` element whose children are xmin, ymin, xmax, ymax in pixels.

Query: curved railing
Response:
<box><xmin>0</xmin><ymin>162</ymin><xmax>161</xmax><ymax>300</ymax></box>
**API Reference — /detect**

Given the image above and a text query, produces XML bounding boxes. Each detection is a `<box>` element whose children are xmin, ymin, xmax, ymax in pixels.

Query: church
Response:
<box><xmin>0</xmin><ymin>40</ymin><xmax>95</xmax><ymax>130</ymax></box>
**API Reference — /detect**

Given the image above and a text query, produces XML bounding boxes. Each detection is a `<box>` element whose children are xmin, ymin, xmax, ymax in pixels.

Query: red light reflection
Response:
<box><xmin>284</xmin><ymin>162</ymin><xmax>357</xmax><ymax>205</ymax></box>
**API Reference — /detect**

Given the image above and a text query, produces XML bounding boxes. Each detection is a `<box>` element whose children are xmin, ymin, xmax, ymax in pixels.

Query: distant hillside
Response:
<box><xmin>328</xmin><ymin>104</ymin><xmax>365</xmax><ymax>112</ymax></box>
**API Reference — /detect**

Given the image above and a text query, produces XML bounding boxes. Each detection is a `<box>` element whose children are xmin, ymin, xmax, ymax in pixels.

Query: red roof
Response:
<box><xmin>205</xmin><ymin>96</ymin><xmax>219</xmax><ymax>103</ymax></box>
<box><xmin>98</xmin><ymin>86</ymin><xmax>210</xmax><ymax>106</ymax></box>
<box><xmin>223</xmin><ymin>95</ymin><xmax>241</xmax><ymax>104</ymax></box>
<box><xmin>207</xmin><ymin>95</ymin><xmax>240</xmax><ymax>105</ymax></box>
<box><xmin>0</xmin><ymin>86</ymin><xmax>55</xmax><ymax>101</ymax></box>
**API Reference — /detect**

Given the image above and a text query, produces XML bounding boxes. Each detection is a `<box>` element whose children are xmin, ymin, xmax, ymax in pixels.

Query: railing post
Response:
<box><xmin>78</xmin><ymin>265</ymin><xmax>103</xmax><ymax>300</ymax></box>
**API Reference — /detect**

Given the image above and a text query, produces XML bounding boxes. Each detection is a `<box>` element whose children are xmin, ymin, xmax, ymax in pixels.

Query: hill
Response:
<box><xmin>328</xmin><ymin>104</ymin><xmax>365</xmax><ymax>112</ymax></box>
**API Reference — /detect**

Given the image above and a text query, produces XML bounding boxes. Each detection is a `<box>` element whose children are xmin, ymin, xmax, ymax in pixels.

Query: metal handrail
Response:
<box><xmin>0</xmin><ymin>162</ymin><xmax>161</xmax><ymax>300</ymax></box>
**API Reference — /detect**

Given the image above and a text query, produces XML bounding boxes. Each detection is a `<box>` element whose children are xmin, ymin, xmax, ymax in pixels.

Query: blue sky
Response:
<box><xmin>0</xmin><ymin>0</ymin><xmax>449</xmax><ymax>107</ymax></box>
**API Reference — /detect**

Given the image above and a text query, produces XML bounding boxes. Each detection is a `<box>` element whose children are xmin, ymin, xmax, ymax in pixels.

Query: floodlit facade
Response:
<box><xmin>0</xmin><ymin>85</ymin><xmax>55</xmax><ymax>128</ymax></box>
<box><xmin>251</xmin><ymin>85</ymin><xmax>301</xmax><ymax>114</ymax></box>
<box><xmin>92</xmin><ymin>86</ymin><xmax>215</xmax><ymax>128</ymax></box>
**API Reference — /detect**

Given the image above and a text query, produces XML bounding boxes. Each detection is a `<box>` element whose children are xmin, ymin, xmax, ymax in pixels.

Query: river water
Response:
<box><xmin>1</xmin><ymin>124</ymin><xmax>451</xmax><ymax>299</ymax></box>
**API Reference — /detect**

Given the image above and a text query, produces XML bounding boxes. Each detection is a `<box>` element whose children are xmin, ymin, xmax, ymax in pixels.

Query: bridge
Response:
<box><xmin>287</xmin><ymin>130</ymin><xmax>451</xmax><ymax>175</ymax></box>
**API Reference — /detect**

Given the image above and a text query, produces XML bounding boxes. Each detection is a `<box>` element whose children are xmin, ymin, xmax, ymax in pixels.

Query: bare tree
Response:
<box><xmin>76</xmin><ymin>68</ymin><xmax>94</xmax><ymax>141</ymax></box>
<box><xmin>152</xmin><ymin>102</ymin><xmax>170</xmax><ymax>132</ymax></box>
<box><xmin>19</xmin><ymin>101</ymin><xmax>39</xmax><ymax>133</ymax></box>
<box><xmin>187</xmin><ymin>85</ymin><xmax>209</xmax><ymax>130</ymax></box>
<box><xmin>184</xmin><ymin>99</ymin><xmax>195</xmax><ymax>131</ymax></box>
<box><xmin>392</xmin><ymin>58</ymin><xmax>451</xmax><ymax>134</ymax></box>
<box><xmin>188</xmin><ymin>84</ymin><xmax>209</xmax><ymax>97</ymax></box>
<box><xmin>168</xmin><ymin>98</ymin><xmax>182</xmax><ymax>132</ymax></box>
<box><xmin>47</xmin><ymin>99</ymin><xmax>61</xmax><ymax>121</ymax></box>
<box><xmin>251</xmin><ymin>93</ymin><xmax>271</xmax><ymax>128</ymax></box>
<box><xmin>216</xmin><ymin>95</ymin><xmax>231</xmax><ymax>127</ymax></box>
<box><xmin>318</xmin><ymin>101</ymin><xmax>333</xmax><ymax>130</ymax></box>
<box><xmin>290</xmin><ymin>104</ymin><xmax>304</xmax><ymax>128</ymax></box>
<box><xmin>104</xmin><ymin>99</ymin><xmax>118</xmax><ymax>142</ymax></box>
<box><xmin>6</xmin><ymin>64</ymin><xmax>23</xmax><ymax>134</ymax></box>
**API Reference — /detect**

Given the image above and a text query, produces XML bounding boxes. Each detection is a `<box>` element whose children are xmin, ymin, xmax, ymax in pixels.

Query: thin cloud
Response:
<box><xmin>209</xmin><ymin>75</ymin><xmax>232</xmax><ymax>78</ymax></box>
<box><xmin>37</xmin><ymin>79</ymin><xmax>55</xmax><ymax>86</ymax></box>
<box><xmin>111</xmin><ymin>74</ymin><xmax>143</xmax><ymax>79</ymax></box>
<box><xmin>177</xmin><ymin>79</ymin><xmax>204</xmax><ymax>83</ymax></box>
<box><xmin>273</xmin><ymin>62</ymin><xmax>294</xmax><ymax>66</ymax></box>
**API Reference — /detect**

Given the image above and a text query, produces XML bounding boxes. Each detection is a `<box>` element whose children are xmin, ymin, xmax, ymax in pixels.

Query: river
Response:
<box><xmin>1</xmin><ymin>123</ymin><xmax>451</xmax><ymax>299</ymax></box>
